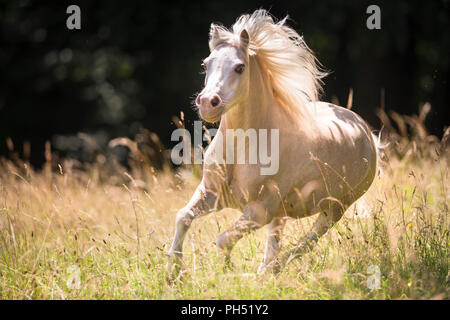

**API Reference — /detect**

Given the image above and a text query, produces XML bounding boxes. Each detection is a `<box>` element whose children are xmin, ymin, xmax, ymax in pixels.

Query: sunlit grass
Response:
<box><xmin>0</xmin><ymin>110</ymin><xmax>448</xmax><ymax>299</ymax></box>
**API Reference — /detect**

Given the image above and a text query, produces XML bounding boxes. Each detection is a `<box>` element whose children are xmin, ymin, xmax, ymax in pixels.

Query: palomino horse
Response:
<box><xmin>168</xmin><ymin>10</ymin><xmax>377</xmax><ymax>274</ymax></box>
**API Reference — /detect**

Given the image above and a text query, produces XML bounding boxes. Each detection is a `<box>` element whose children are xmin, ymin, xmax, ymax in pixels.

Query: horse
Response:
<box><xmin>168</xmin><ymin>9</ymin><xmax>378</xmax><ymax>274</ymax></box>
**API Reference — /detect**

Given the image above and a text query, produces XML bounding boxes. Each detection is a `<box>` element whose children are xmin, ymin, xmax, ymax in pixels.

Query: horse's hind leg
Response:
<box><xmin>257</xmin><ymin>216</ymin><xmax>286</xmax><ymax>274</ymax></box>
<box><xmin>281</xmin><ymin>203</ymin><xmax>344</xmax><ymax>266</ymax></box>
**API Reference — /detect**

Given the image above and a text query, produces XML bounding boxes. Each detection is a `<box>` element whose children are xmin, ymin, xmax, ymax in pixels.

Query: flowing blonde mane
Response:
<box><xmin>209</xmin><ymin>9</ymin><xmax>327</xmax><ymax>121</ymax></box>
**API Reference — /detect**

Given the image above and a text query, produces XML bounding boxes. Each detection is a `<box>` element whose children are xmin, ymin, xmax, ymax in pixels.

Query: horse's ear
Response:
<box><xmin>240</xmin><ymin>29</ymin><xmax>250</xmax><ymax>51</ymax></box>
<box><xmin>209</xmin><ymin>24</ymin><xmax>220</xmax><ymax>51</ymax></box>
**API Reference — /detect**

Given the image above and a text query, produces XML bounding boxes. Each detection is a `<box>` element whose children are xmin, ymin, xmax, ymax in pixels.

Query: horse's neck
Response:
<box><xmin>221</xmin><ymin>101</ymin><xmax>271</xmax><ymax>130</ymax></box>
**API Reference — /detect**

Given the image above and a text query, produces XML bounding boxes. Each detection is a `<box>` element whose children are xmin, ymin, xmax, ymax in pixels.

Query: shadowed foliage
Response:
<box><xmin>0</xmin><ymin>0</ymin><xmax>449</xmax><ymax>167</ymax></box>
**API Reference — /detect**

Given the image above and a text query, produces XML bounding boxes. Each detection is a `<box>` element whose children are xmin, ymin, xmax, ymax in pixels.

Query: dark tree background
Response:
<box><xmin>0</xmin><ymin>0</ymin><xmax>449</xmax><ymax>167</ymax></box>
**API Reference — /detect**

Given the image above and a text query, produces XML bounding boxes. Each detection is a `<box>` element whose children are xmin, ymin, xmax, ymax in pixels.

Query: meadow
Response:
<box><xmin>0</xmin><ymin>105</ymin><xmax>448</xmax><ymax>299</ymax></box>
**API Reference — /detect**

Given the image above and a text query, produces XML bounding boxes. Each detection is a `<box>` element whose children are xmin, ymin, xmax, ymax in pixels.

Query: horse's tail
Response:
<box><xmin>371</xmin><ymin>126</ymin><xmax>389</xmax><ymax>177</ymax></box>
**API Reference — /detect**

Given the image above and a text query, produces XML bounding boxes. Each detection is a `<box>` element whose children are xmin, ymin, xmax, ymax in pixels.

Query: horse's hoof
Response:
<box><xmin>281</xmin><ymin>241</ymin><xmax>312</xmax><ymax>266</ymax></box>
<box><xmin>257</xmin><ymin>260</ymin><xmax>281</xmax><ymax>275</ymax></box>
<box><xmin>257</xmin><ymin>263</ymin><xmax>266</xmax><ymax>275</ymax></box>
<box><xmin>166</xmin><ymin>255</ymin><xmax>185</xmax><ymax>281</ymax></box>
<box><xmin>221</xmin><ymin>255</ymin><xmax>235</xmax><ymax>272</ymax></box>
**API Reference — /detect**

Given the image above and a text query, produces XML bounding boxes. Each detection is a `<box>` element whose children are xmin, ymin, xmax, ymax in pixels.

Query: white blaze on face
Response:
<box><xmin>203</xmin><ymin>45</ymin><xmax>247</xmax><ymax>105</ymax></box>
<box><xmin>196</xmin><ymin>43</ymin><xmax>248</xmax><ymax>123</ymax></box>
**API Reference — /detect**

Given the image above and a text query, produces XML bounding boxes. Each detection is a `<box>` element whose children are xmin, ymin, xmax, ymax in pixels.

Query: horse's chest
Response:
<box><xmin>228</xmin><ymin>164</ymin><xmax>264</xmax><ymax>203</ymax></box>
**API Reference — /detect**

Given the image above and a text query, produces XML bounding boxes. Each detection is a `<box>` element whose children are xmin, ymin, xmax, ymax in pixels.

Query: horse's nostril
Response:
<box><xmin>211</xmin><ymin>96</ymin><xmax>221</xmax><ymax>107</ymax></box>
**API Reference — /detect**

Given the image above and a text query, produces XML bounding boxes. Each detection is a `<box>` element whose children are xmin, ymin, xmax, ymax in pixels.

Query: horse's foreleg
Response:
<box><xmin>281</xmin><ymin>204</ymin><xmax>344</xmax><ymax>266</ymax></box>
<box><xmin>257</xmin><ymin>216</ymin><xmax>286</xmax><ymax>274</ymax></box>
<box><xmin>168</xmin><ymin>184</ymin><xmax>217</xmax><ymax>268</ymax></box>
<box><xmin>216</xmin><ymin>201</ymin><xmax>272</xmax><ymax>267</ymax></box>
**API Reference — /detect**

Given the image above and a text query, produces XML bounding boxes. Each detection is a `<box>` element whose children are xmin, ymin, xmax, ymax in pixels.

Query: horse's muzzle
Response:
<box><xmin>196</xmin><ymin>93</ymin><xmax>224</xmax><ymax>123</ymax></box>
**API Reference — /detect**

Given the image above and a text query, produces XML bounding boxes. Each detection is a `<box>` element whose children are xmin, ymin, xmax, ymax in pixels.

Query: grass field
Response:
<box><xmin>0</xmin><ymin>108</ymin><xmax>448</xmax><ymax>299</ymax></box>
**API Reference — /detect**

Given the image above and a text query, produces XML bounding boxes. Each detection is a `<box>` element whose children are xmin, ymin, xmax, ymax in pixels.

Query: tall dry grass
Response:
<box><xmin>0</xmin><ymin>103</ymin><xmax>448</xmax><ymax>299</ymax></box>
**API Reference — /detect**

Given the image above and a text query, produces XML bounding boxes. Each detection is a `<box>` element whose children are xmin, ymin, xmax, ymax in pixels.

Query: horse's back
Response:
<box><xmin>311</xmin><ymin>102</ymin><xmax>373</xmax><ymax>143</ymax></box>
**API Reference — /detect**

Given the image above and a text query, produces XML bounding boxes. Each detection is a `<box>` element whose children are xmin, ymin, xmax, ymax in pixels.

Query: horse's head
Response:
<box><xmin>195</xmin><ymin>26</ymin><xmax>250</xmax><ymax>123</ymax></box>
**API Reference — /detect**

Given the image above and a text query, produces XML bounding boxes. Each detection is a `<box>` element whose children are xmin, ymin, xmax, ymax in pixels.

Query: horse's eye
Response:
<box><xmin>234</xmin><ymin>64</ymin><xmax>245</xmax><ymax>74</ymax></box>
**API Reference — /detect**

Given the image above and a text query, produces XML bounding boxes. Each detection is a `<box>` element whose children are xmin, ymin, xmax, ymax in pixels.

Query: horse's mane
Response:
<box><xmin>209</xmin><ymin>9</ymin><xmax>327</xmax><ymax>121</ymax></box>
